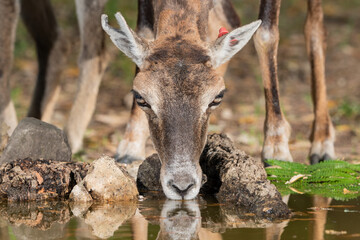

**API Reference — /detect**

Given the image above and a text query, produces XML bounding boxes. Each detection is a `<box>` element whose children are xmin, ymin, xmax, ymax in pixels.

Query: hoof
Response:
<box><xmin>310</xmin><ymin>153</ymin><xmax>334</xmax><ymax>165</ymax></box>
<box><xmin>263</xmin><ymin>160</ymin><xmax>272</xmax><ymax>168</ymax></box>
<box><xmin>114</xmin><ymin>154</ymin><xmax>143</xmax><ymax>164</ymax></box>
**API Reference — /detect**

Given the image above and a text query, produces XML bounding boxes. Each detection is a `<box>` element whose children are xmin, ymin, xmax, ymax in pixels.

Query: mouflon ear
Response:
<box><xmin>101</xmin><ymin>12</ymin><xmax>149</xmax><ymax>68</ymax></box>
<box><xmin>210</xmin><ymin>20</ymin><xmax>262</xmax><ymax>68</ymax></box>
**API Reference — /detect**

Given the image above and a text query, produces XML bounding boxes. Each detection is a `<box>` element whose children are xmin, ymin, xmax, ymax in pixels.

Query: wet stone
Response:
<box><xmin>71</xmin><ymin>156</ymin><xmax>138</xmax><ymax>202</ymax></box>
<box><xmin>69</xmin><ymin>182</ymin><xmax>93</xmax><ymax>202</ymax></box>
<box><xmin>136</xmin><ymin>154</ymin><xmax>162</xmax><ymax>193</ymax></box>
<box><xmin>0</xmin><ymin>158</ymin><xmax>89</xmax><ymax>201</ymax></box>
<box><xmin>0</xmin><ymin>117</ymin><xmax>72</xmax><ymax>164</ymax></box>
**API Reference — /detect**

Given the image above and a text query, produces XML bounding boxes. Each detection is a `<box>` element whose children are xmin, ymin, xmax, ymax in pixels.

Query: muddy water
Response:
<box><xmin>0</xmin><ymin>195</ymin><xmax>358</xmax><ymax>240</ymax></box>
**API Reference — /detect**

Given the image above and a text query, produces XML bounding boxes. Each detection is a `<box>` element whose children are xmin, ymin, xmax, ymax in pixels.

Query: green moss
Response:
<box><xmin>265</xmin><ymin>159</ymin><xmax>360</xmax><ymax>200</ymax></box>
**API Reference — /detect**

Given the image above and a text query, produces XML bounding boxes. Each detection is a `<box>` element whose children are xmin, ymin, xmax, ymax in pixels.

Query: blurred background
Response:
<box><xmin>9</xmin><ymin>0</ymin><xmax>360</xmax><ymax>163</ymax></box>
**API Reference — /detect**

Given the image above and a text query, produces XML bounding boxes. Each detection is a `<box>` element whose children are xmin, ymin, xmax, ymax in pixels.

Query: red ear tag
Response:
<box><xmin>218</xmin><ymin>27</ymin><xmax>229</xmax><ymax>38</ymax></box>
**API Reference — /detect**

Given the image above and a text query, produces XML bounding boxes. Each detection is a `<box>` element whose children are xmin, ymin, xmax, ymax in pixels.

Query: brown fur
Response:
<box><xmin>119</xmin><ymin>0</ymin><xmax>236</xmax><ymax>165</ymax></box>
<box><xmin>133</xmin><ymin>38</ymin><xmax>221</xmax><ymax>166</ymax></box>
<box><xmin>253</xmin><ymin>0</ymin><xmax>292</xmax><ymax>161</ymax></box>
<box><xmin>305</xmin><ymin>0</ymin><xmax>333</xmax><ymax>142</ymax></box>
<box><xmin>253</xmin><ymin>0</ymin><xmax>334</xmax><ymax>163</ymax></box>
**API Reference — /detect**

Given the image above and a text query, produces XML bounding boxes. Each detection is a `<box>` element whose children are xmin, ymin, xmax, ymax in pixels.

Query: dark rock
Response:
<box><xmin>136</xmin><ymin>154</ymin><xmax>162</xmax><ymax>193</ymax></box>
<box><xmin>137</xmin><ymin>133</ymin><xmax>291</xmax><ymax>219</ymax></box>
<box><xmin>0</xmin><ymin>156</ymin><xmax>138</xmax><ymax>203</ymax></box>
<box><xmin>201</xmin><ymin>134</ymin><xmax>290</xmax><ymax>219</ymax></box>
<box><xmin>0</xmin><ymin>158</ymin><xmax>89</xmax><ymax>201</ymax></box>
<box><xmin>0</xmin><ymin>117</ymin><xmax>72</xmax><ymax>164</ymax></box>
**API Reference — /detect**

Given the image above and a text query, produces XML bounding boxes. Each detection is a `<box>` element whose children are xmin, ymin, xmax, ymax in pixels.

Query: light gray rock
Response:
<box><xmin>0</xmin><ymin>117</ymin><xmax>71</xmax><ymax>164</ymax></box>
<box><xmin>69</xmin><ymin>182</ymin><xmax>93</xmax><ymax>203</ymax></box>
<box><xmin>71</xmin><ymin>156</ymin><xmax>138</xmax><ymax>202</ymax></box>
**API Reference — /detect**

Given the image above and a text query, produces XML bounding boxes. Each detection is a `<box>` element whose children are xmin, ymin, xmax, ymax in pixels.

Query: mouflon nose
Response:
<box><xmin>168</xmin><ymin>180</ymin><xmax>195</xmax><ymax>198</ymax></box>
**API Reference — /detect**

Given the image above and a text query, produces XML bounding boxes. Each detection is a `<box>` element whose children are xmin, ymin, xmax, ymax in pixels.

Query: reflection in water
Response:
<box><xmin>310</xmin><ymin>196</ymin><xmax>332</xmax><ymax>240</ymax></box>
<box><xmin>0</xmin><ymin>195</ymin><xmax>358</xmax><ymax>239</ymax></box>
<box><xmin>0</xmin><ymin>201</ymin><xmax>70</xmax><ymax>240</ymax></box>
<box><xmin>0</xmin><ymin>201</ymin><xmax>137</xmax><ymax>240</ymax></box>
<box><xmin>82</xmin><ymin>203</ymin><xmax>136</xmax><ymax>239</ymax></box>
<box><xmin>265</xmin><ymin>195</ymin><xmax>290</xmax><ymax>240</ymax></box>
<box><xmin>157</xmin><ymin>200</ymin><xmax>201</xmax><ymax>240</ymax></box>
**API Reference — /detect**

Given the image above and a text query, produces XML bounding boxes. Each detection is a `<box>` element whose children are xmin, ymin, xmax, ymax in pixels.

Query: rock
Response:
<box><xmin>0</xmin><ymin>118</ymin><xmax>72</xmax><ymax>164</ymax></box>
<box><xmin>201</xmin><ymin>134</ymin><xmax>290</xmax><ymax>219</ymax></box>
<box><xmin>137</xmin><ymin>133</ymin><xmax>291</xmax><ymax>219</ymax></box>
<box><xmin>0</xmin><ymin>158</ymin><xmax>89</xmax><ymax>201</ymax></box>
<box><xmin>0</xmin><ymin>156</ymin><xmax>138</xmax><ymax>202</ymax></box>
<box><xmin>136</xmin><ymin>154</ymin><xmax>162</xmax><ymax>193</ymax></box>
<box><xmin>72</xmin><ymin>156</ymin><xmax>138</xmax><ymax>202</ymax></box>
<box><xmin>69</xmin><ymin>182</ymin><xmax>93</xmax><ymax>202</ymax></box>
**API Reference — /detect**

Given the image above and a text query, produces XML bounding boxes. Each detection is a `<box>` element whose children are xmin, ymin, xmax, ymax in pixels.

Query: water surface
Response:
<box><xmin>0</xmin><ymin>194</ymin><xmax>359</xmax><ymax>239</ymax></box>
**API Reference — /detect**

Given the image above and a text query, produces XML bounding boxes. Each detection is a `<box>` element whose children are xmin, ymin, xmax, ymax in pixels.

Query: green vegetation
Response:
<box><xmin>337</xmin><ymin>100</ymin><xmax>360</xmax><ymax>119</ymax></box>
<box><xmin>265</xmin><ymin>159</ymin><xmax>360</xmax><ymax>200</ymax></box>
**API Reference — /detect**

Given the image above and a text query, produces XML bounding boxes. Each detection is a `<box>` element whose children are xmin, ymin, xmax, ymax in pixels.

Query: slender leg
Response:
<box><xmin>0</xmin><ymin>0</ymin><xmax>19</xmax><ymax>135</ymax></box>
<box><xmin>40</xmin><ymin>32</ymin><xmax>70</xmax><ymax>123</ymax></box>
<box><xmin>65</xmin><ymin>0</ymin><xmax>109</xmax><ymax>152</ymax></box>
<box><xmin>253</xmin><ymin>0</ymin><xmax>293</xmax><ymax>162</ymax></box>
<box><xmin>115</xmin><ymin>97</ymin><xmax>149</xmax><ymax>163</ymax></box>
<box><xmin>304</xmin><ymin>0</ymin><xmax>335</xmax><ymax>164</ymax></box>
<box><xmin>21</xmin><ymin>0</ymin><xmax>59</xmax><ymax>119</ymax></box>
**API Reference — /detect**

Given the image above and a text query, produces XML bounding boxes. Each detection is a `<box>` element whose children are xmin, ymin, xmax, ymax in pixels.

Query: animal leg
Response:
<box><xmin>21</xmin><ymin>0</ymin><xmax>61</xmax><ymax>119</ymax></box>
<box><xmin>64</xmin><ymin>0</ymin><xmax>109</xmax><ymax>152</ymax></box>
<box><xmin>253</xmin><ymin>0</ymin><xmax>293</xmax><ymax>162</ymax></box>
<box><xmin>115</xmin><ymin>97</ymin><xmax>149</xmax><ymax>163</ymax></box>
<box><xmin>0</xmin><ymin>0</ymin><xmax>20</xmax><ymax>135</ymax></box>
<box><xmin>304</xmin><ymin>0</ymin><xmax>335</xmax><ymax>164</ymax></box>
<box><xmin>40</xmin><ymin>32</ymin><xmax>70</xmax><ymax>122</ymax></box>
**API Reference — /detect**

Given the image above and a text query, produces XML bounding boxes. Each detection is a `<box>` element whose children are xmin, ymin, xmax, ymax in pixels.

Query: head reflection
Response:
<box><xmin>157</xmin><ymin>200</ymin><xmax>201</xmax><ymax>240</ymax></box>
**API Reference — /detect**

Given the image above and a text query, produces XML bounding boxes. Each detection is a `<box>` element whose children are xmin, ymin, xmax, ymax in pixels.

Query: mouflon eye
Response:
<box><xmin>132</xmin><ymin>90</ymin><xmax>151</xmax><ymax>108</ymax></box>
<box><xmin>208</xmin><ymin>90</ymin><xmax>226</xmax><ymax>108</ymax></box>
<box><xmin>209</xmin><ymin>97</ymin><xmax>222</xmax><ymax>107</ymax></box>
